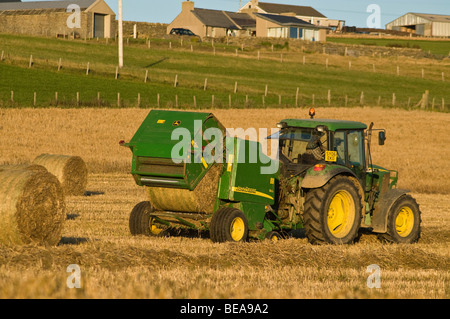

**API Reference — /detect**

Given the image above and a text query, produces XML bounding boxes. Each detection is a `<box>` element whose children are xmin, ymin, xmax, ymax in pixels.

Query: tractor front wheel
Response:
<box><xmin>304</xmin><ymin>176</ymin><xmax>363</xmax><ymax>245</ymax></box>
<box><xmin>210</xmin><ymin>207</ymin><xmax>249</xmax><ymax>243</ymax></box>
<box><xmin>378</xmin><ymin>195</ymin><xmax>421</xmax><ymax>244</ymax></box>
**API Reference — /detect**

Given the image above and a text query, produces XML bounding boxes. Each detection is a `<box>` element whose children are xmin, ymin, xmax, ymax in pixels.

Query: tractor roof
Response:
<box><xmin>280</xmin><ymin>118</ymin><xmax>367</xmax><ymax>131</ymax></box>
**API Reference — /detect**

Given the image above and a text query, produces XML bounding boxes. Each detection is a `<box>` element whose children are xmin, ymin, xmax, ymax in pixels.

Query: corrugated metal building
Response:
<box><xmin>386</xmin><ymin>13</ymin><xmax>450</xmax><ymax>37</ymax></box>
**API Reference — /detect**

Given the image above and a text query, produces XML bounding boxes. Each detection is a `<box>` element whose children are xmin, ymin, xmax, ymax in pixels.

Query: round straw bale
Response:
<box><xmin>148</xmin><ymin>164</ymin><xmax>223</xmax><ymax>214</ymax></box>
<box><xmin>33</xmin><ymin>154</ymin><xmax>88</xmax><ymax>196</ymax></box>
<box><xmin>0</xmin><ymin>169</ymin><xmax>65</xmax><ymax>246</ymax></box>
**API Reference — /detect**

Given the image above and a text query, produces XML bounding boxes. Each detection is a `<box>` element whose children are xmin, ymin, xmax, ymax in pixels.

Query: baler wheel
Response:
<box><xmin>129</xmin><ymin>201</ymin><xmax>166</xmax><ymax>237</ymax></box>
<box><xmin>210</xmin><ymin>207</ymin><xmax>249</xmax><ymax>243</ymax></box>
<box><xmin>265</xmin><ymin>231</ymin><xmax>282</xmax><ymax>242</ymax></box>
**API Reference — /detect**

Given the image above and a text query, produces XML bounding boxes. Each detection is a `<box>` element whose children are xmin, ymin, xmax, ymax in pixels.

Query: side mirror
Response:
<box><xmin>378</xmin><ymin>131</ymin><xmax>386</xmax><ymax>146</ymax></box>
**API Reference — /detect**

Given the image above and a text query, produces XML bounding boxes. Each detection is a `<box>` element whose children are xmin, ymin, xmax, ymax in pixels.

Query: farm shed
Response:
<box><xmin>239</xmin><ymin>0</ymin><xmax>344</xmax><ymax>32</ymax></box>
<box><xmin>0</xmin><ymin>0</ymin><xmax>116</xmax><ymax>38</ymax></box>
<box><xmin>386</xmin><ymin>13</ymin><xmax>450</xmax><ymax>37</ymax></box>
<box><xmin>167</xmin><ymin>1</ymin><xmax>255</xmax><ymax>38</ymax></box>
<box><xmin>254</xmin><ymin>12</ymin><xmax>328</xmax><ymax>42</ymax></box>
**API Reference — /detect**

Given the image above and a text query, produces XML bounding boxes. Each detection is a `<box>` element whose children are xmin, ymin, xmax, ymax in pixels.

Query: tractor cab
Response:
<box><xmin>273</xmin><ymin>109</ymin><xmax>368</xmax><ymax>183</ymax></box>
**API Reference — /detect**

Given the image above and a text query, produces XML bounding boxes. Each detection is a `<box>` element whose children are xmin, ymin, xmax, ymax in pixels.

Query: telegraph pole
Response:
<box><xmin>118</xmin><ymin>0</ymin><xmax>123</xmax><ymax>68</ymax></box>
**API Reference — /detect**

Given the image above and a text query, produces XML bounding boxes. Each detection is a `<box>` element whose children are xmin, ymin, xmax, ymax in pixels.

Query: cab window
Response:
<box><xmin>333</xmin><ymin>130</ymin><xmax>364</xmax><ymax>168</ymax></box>
<box><xmin>347</xmin><ymin>131</ymin><xmax>364</xmax><ymax>168</ymax></box>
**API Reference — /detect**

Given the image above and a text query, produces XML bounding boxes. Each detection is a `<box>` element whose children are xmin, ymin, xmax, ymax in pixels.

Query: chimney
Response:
<box><xmin>182</xmin><ymin>1</ymin><xmax>194</xmax><ymax>12</ymax></box>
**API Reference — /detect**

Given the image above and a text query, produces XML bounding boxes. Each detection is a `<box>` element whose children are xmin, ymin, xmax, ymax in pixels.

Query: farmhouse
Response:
<box><xmin>0</xmin><ymin>0</ymin><xmax>116</xmax><ymax>38</ymax></box>
<box><xmin>239</xmin><ymin>0</ymin><xmax>344</xmax><ymax>32</ymax></box>
<box><xmin>167</xmin><ymin>1</ymin><xmax>255</xmax><ymax>38</ymax></box>
<box><xmin>254</xmin><ymin>13</ymin><xmax>327</xmax><ymax>42</ymax></box>
<box><xmin>168</xmin><ymin>0</ymin><xmax>330</xmax><ymax>41</ymax></box>
<box><xmin>386</xmin><ymin>13</ymin><xmax>450</xmax><ymax>37</ymax></box>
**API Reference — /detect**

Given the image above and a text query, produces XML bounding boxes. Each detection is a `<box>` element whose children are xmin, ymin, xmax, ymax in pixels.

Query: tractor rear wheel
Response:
<box><xmin>304</xmin><ymin>176</ymin><xmax>363</xmax><ymax>245</ymax></box>
<box><xmin>378</xmin><ymin>195</ymin><xmax>421</xmax><ymax>244</ymax></box>
<box><xmin>210</xmin><ymin>207</ymin><xmax>249</xmax><ymax>243</ymax></box>
<box><xmin>129</xmin><ymin>201</ymin><xmax>167</xmax><ymax>237</ymax></box>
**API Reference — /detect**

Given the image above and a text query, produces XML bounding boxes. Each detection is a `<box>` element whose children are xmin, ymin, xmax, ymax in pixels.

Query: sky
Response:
<box><xmin>24</xmin><ymin>0</ymin><xmax>450</xmax><ymax>27</ymax></box>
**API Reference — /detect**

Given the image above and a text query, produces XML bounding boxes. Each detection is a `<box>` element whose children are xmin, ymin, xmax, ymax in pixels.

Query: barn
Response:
<box><xmin>0</xmin><ymin>0</ymin><xmax>116</xmax><ymax>38</ymax></box>
<box><xmin>386</xmin><ymin>13</ymin><xmax>450</xmax><ymax>37</ymax></box>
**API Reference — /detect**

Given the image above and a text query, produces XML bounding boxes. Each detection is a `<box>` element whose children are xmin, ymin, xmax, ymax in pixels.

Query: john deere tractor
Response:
<box><xmin>122</xmin><ymin>109</ymin><xmax>421</xmax><ymax>244</ymax></box>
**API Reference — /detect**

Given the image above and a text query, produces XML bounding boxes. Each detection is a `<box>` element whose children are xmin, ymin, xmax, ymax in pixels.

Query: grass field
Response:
<box><xmin>328</xmin><ymin>37</ymin><xmax>450</xmax><ymax>56</ymax></box>
<box><xmin>0</xmin><ymin>107</ymin><xmax>449</xmax><ymax>299</ymax></box>
<box><xmin>0</xmin><ymin>34</ymin><xmax>449</xmax><ymax>110</ymax></box>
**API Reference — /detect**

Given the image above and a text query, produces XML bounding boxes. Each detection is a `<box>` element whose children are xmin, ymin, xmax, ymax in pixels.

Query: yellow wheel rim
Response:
<box><xmin>395</xmin><ymin>206</ymin><xmax>414</xmax><ymax>237</ymax></box>
<box><xmin>327</xmin><ymin>190</ymin><xmax>356</xmax><ymax>238</ymax></box>
<box><xmin>149</xmin><ymin>217</ymin><xmax>164</xmax><ymax>236</ymax></box>
<box><xmin>230</xmin><ymin>217</ymin><xmax>245</xmax><ymax>241</ymax></box>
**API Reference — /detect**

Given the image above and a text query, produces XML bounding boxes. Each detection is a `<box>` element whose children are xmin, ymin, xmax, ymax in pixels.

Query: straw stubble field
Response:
<box><xmin>0</xmin><ymin>107</ymin><xmax>449</xmax><ymax>299</ymax></box>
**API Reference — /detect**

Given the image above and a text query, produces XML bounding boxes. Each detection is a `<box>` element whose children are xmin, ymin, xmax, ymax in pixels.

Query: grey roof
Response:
<box><xmin>192</xmin><ymin>8</ymin><xmax>254</xmax><ymax>30</ymax></box>
<box><xmin>255</xmin><ymin>13</ymin><xmax>319</xmax><ymax>28</ymax></box>
<box><xmin>0</xmin><ymin>0</ymin><xmax>96</xmax><ymax>11</ymax></box>
<box><xmin>257</xmin><ymin>2</ymin><xmax>326</xmax><ymax>18</ymax></box>
<box><xmin>225</xmin><ymin>11</ymin><xmax>256</xmax><ymax>28</ymax></box>
<box><xmin>412</xmin><ymin>13</ymin><xmax>450</xmax><ymax>23</ymax></box>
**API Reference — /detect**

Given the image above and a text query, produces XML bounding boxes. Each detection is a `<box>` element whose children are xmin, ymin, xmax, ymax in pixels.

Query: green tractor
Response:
<box><xmin>122</xmin><ymin>109</ymin><xmax>421</xmax><ymax>244</ymax></box>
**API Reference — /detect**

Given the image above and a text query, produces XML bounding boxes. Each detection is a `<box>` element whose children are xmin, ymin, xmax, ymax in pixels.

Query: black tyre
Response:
<box><xmin>265</xmin><ymin>231</ymin><xmax>282</xmax><ymax>242</ymax></box>
<box><xmin>129</xmin><ymin>201</ymin><xmax>166</xmax><ymax>236</ymax></box>
<box><xmin>304</xmin><ymin>176</ymin><xmax>363</xmax><ymax>245</ymax></box>
<box><xmin>210</xmin><ymin>207</ymin><xmax>249</xmax><ymax>243</ymax></box>
<box><xmin>378</xmin><ymin>195</ymin><xmax>421</xmax><ymax>244</ymax></box>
